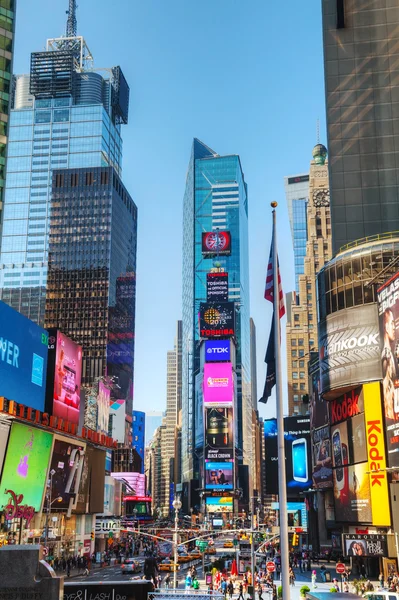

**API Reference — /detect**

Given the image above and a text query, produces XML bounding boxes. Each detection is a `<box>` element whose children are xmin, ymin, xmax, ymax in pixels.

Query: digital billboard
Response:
<box><xmin>343</xmin><ymin>534</ymin><xmax>388</xmax><ymax>557</ymax></box>
<box><xmin>206</xmin><ymin>497</ymin><xmax>233</xmax><ymax>513</ymax></box>
<box><xmin>111</xmin><ymin>471</ymin><xmax>146</xmax><ymax>497</ymax></box>
<box><xmin>194</xmin><ymin>372</ymin><xmax>204</xmax><ymax>449</ymax></box>
<box><xmin>318</xmin><ymin>304</ymin><xmax>381</xmax><ymax>396</ymax></box>
<box><xmin>264</xmin><ymin>416</ymin><xmax>312</xmax><ymax>497</ymax></box>
<box><xmin>205</xmin><ymin>340</ymin><xmax>231</xmax><ymax>362</ymax></box>
<box><xmin>110</xmin><ymin>399</ymin><xmax>126</xmax><ymax>443</ymax></box>
<box><xmin>205</xmin><ymin>407</ymin><xmax>233</xmax><ymax>461</ymax></box>
<box><xmin>312</xmin><ymin>425</ymin><xmax>332</xmax><ymax>489</ymax></box>
<box><xmin>0</xmin><ymin>300</ymin><xmax>48</xmax><ymax>411</ymax></box>
<box><xmin>46</xmin><ymin>329</ymin><xmax>83</xmax><ymax>424</ymax></box>
<box><xmin>199</xmin><ymin>302</ymin><xmax>235</xmax><ymax>338</ymax></box>
<box><xmin>0</xmin><ymin>422</ymin><xmax>53</xmax><ymax>511</ymax></box>
<box><xmin>207</xmin><ymin>272</ymin><xmax>228</xmax><ymax>302</ymax></box>
<box><xmin>0</xmin><ymin>421</ymin><xmax>10</xmax><ymax>478</ymax></box>
<box><xmin>202</xmin><ymin>231</ymin><xmax>231</xmax><ymax>257</ymax></box>
<box><xmin>333</xmin><ymin>462</ymin><xmax>372</xmax><ymax>523</ymax></box>
<box><xmin>203</xmin><ymin>362</ymin><xmax>234</xmax><ymax>404</ymax></box>
<box><xmin>205</xmin><ymin>462</ymin><xmax>233</xmax><ymax>490</ymax></box>
<box><xmin>270</xmin><ymin>502</ymin><xmax>308</xmax><ymax>530</ymax></box>
<box><xmin>88</xmin><ymin>446</ymin><xmax>106</xmax><ymax>513</ymax></box>
<box><xmin>48</xmin><ymin>436</ymin><xmax>86</xmax><ymax>512</ymax></box>
<box><xmin>377</xmin><ymin>273</ymin><xmax>399</xmax><ymax>467</ymax></box>
<box><xmin>97</xmin><ymin>381</ymin><xmax>110</xmax><ymax>436</ymax></box>
<box><xmin>309</xmin><ymin>356</ymin><xmax>329</xmax><ymax>429</ymax></box>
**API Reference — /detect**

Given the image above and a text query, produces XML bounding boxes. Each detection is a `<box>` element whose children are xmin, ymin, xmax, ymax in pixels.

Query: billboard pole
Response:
<box><xmin>271</xmin><ymin>203</ymin><xmax>290</xmax><ymax>599</ymax></box>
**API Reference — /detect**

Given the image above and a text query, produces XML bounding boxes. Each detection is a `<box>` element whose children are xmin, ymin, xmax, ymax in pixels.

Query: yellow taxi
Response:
<box><xmin>159</xmin><ymin>559</ymin><xmax>179</xmax><ymax>572</ymax></box>
<box><xmin>223</xmin><ymin>541</ymin><xmax>234</xmax><ymax>548</ymax></box>
<box><xmin>177</xmin><ymin>552</ymin><xmax>191</xmax><ymax>563</ymax></box>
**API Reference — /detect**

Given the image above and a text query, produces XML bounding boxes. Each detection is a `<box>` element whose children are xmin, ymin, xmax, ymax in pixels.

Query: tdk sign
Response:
<box><xmin>205</xmin><ymin>340</ymin><xmax>230</xmax><ymax>362</ymax></box>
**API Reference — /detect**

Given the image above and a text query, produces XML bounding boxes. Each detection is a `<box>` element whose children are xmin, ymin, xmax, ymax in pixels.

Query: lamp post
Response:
<box><xmin>172</xmin><ymin>495</ymin><xmax>182</xmax><ymax>590</ymax></box>
<box><xmin>44</xmin><ymin>469</ymin><xmax>55</xmax><ymax>551</ymax></box>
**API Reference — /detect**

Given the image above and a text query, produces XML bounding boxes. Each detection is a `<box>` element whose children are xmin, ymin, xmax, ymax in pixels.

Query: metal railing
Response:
<box><xmin>148</xmin><ymin>592</ymin><xmax>225</xmax><ymax>600</ymax></box>
<box><xmin>339</xmin><ymin>231</ymin><xmax>399</xmax><ymax>252</ymax></box>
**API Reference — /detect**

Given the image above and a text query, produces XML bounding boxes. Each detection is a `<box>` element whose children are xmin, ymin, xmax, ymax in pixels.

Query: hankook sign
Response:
<box><xmin>319</xmin><ymin>304</ymin><xmax>382</xmax><ymax>396</ymax></box>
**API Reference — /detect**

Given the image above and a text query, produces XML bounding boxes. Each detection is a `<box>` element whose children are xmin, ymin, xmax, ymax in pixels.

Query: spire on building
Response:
<box><xmin>66</xmin><ymin>0</ymin><xmax>77</xmax><ymax>38</ymax></box>
<box><xmin>312</xmin><ymin>143</ymin><xmax>328</xmax><ymax>166</ymax></box>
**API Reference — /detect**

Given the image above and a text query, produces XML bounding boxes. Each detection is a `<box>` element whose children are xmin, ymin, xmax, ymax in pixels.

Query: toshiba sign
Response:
<box><xmin>319</xmin><ymin>304</ymin><xmax>382</xmax><ymax>396</ymax></box>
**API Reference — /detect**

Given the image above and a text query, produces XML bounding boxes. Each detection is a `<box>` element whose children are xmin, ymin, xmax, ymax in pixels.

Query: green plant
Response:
<box><xmin>330</xmin><ymin>588</ymin><xmax>338</xmax><ymax>593</ymax></box>
<box><xmin>300</xmin><ymin>585</ymin><xmax>310</xmax><ymax>597</ymax></box>
<box><xmin>278</xmin><ymin>585</ymin><xmax>283</xmax><ymax>599</ymax></box>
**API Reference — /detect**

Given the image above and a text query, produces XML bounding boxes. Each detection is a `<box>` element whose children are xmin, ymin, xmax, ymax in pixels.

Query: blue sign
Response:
<box><xmin>0</xmin><ymin>301</ymin><xmax>48</xmax><ymax>411</ymax></box>
<box><xmin>205</xmin><ymin>340</ymin><xmax>230</xmax><ymax>362</ymax></box>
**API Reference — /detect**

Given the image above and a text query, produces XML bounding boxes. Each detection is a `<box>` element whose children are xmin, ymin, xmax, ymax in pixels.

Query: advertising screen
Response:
<box><xmin>110</xmin><ymin>399</ymin><xmax>126</xmax><ymax>443</ymax></box>
<box><xmin>205</xmin><ymin>340</ymin><xmax>231</xmax><ymax>362</ymax></box>
<box><xmin>318</xmin><ymin>304</ymin><xmax>381</xmax><ymax>396</ymax></box>
<box><xmin>309</xmin><ymin>356</ymin><xmax>329</xmax><ymax>429</ymax></box>
<box><xmin>97</xmin><ymin>381</ymin><xmax>110</xmax><ymax>436</ymax></box>
<box><xmin>264</xmin><ymin>417</ymin><xmax>312</xmax><ymax>497</ymax></box>
<box><xmin>343</xmin><ymin>534</ymin><xmax>388</xmax><ymax>557</ymax></box>
<box><xmin>207</xmin><ymin>272</ymin><xmax>228</xmax><ymax>302</ymax></box>
<box><xmin>111</xmin><ymin>472</ymin><xmax>146</xmax><ymax>497</ymax></box>
<box><xmin>0</xmin><ymin>300</ymin><xmax>48</xmax><ymax>411</ymax></box>
<box><xmin>312</xmin><ymin>425</ymin><xmax>332</xmax><ymax>489</ymax></box>
<box><xmin>206</xmin><ymin>497</ymin><xmax>233</xmax><ymax>513</ymax></box>
<box><xmin>0</xmin><ymin>421</ymin><xmax>10</xmax><ymax>478</ymax></box>
<box><xmin>333</xmin><ymin>462</ymin><xmax>372</xmax><ymax>523</ymax></box>
<box><xmin>88</xmin><ymin>446</ymin><xmax>106</xmax><ymax>513</ymax></box>
<box><xmin>377</xmin><ymin>273</ymin><xmax>399</xmax><ymax>467</ymax></box>
<box><xmin>271</xmin><ymin>502</ymin><xmax>308</xmax><ymax>529</ymax></box>
<box><xmin>202</xmin><ymin>231</ymin><xmax>231</xmax><ymax>257</ymax></box>
<box><xmin>205</xmin><ymin>407</ymin><xmax>233</xmax><ymax>461</ymax></box>
<box><xmin>48</xmin><ymin>436</ymin><xmax>86</xmax><ymax>511</ymax></box>
<box><xmin>203</xmin><ymin>362</ymin><xmax>234</xmax><ymax>404</ymax></box>
<box><xmin>199</xmin><ymin>302</ymin><xmax>235</xmax><ymax>338</ymax></box>
<box><xmin>47</xmin><ymin>330</ymin><xmax>83</xmax><ymax>424</ymax></box>
<box><xmin>205</xmin><ymin>462</ymin><xmax>233</xmax><ymax>490</ymax></box>
<box><xmin>0</xmin><ymin>422</ymin><xmax>53</xmax><ymax>511</ymax></box>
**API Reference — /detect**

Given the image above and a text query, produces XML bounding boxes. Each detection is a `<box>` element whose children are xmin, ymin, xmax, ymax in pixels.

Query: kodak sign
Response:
<box><xmin>364</xmin><ymin>382</ymin><xmax>391</xmax><ymax>526</ymax></box>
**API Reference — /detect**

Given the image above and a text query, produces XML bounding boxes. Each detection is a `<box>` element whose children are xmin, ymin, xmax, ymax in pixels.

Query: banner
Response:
<box><xmin>205</xmin><ymin>340</ymin><xmax>231</xmax><ymax>362</ymax></box>
<box><xmin>205</xmin><ymin>407</ymin><xmax>233</xmax><ymax>461</ymax></box>
<box><xmin>202</xmin><ymin>231</ymin><xmax>231</xmax><ymax>257</ymax></box>
<box><xmin>312</xmin><ymin>425</ymin><xmax>332</xmax><ymax>489</ymax></box>
<box><xmin>203</xmin><ymin>362</ymin><xmax>234</xmax><ymax>404</ymax></box>
<box><xmin>363</xmin><ymin>382</ymin><xmax>391</xmax><ymax>526</ymax></box>
<box><xmin>343</xmin><ymin>533</ymin><xmax>387</xmax><ymax>557</ymax></box>
<box><xmin>333</xmin><ymin>461</ymin><xmax>372</xmax><ymax>523</ymax></box>
<box><xmin>199</xmin><ymin>302</ymin><xmax>235</xmax><ymax>338</ymax></box>
<box><xmin>207</xmin><ymin>272</ymin><xmax>228</xmax><ymax>302</ymax></box>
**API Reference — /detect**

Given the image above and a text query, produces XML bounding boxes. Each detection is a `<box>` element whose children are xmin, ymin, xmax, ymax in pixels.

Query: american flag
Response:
<box><xmin>264</xmin><ymin>234</ymin><xmax>285</xmax><ymax>319</ymax></box>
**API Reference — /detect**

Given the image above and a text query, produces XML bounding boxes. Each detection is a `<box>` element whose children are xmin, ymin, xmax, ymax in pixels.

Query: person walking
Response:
<box><xmin>257</xmin><ymin>582</ymin><xmax>264</xmax><ymax>600</ymax></box>
<box><xmin>238</xmin><ymin>582</ymin><xmax>245</xmax><ymax>600</ymax></box>
<box><xmin>164</xmin><ymin>574</ymin><xmax>171</xmax><ymax>589</ymax></box>
<box><xmin>311</xmin><ymin>570</ymin><xmax>317</xmax><ymax>589</ymax></box>
<box><xmin>227</xmin><ymin>580</ymin><xmax>234</xmax><ymax>600</ymax></box>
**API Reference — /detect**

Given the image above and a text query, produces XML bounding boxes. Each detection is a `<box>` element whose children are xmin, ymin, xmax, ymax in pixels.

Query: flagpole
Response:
<box><xmin>271</xmin><ymin>202</ymin><xmax>290</xmax><ymax>599</ymax></box>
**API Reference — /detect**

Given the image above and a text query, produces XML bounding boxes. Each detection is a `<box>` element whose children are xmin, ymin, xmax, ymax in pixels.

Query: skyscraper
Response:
<box><xmin>322</xmin><ymin>1</ymin><xmax>399</xmax><ymax>254</ymax></box>
<box><xmin>286</xmin><ymin>144</ymin><xmax>331</xmax><ymax>415</ymax></box>
<box><xmin>181</xmin><ymin>139</ymin><xmax>251</xmax><ymax>492</ymax></box>
<box><xmin>0</xmin><ymin>1</ymin><xmax>128</xmax><ymax>324</ymax></box>
<box><xmin>284</xmin><ymin>174</ymin><xmax>309</xmax><ymax>292</ymax></box>
<box><xmin>0</xmin><ymin>0</ymin><xmax>15</xmax><ymax>216</ymax></box>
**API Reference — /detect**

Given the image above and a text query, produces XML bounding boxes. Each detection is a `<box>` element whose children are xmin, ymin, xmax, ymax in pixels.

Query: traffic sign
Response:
<box><xmin>196</xmin><ymin>540</ymin><xmax>208</xmax><ymax>551</ymax></box>
<box><xmin>336</xmin><ymin>563</ymin><xmax>345</xmax><ymax>574</ymax></box>
<box><xmin>266</xmin><ymin>561</ymin><xmax>276</xmax><ymax>573</ymax></box>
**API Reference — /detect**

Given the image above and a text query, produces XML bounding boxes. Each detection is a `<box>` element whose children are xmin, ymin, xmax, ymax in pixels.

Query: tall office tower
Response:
<box><xmin>322</xmin><ymin>1</ymin><xmax>399</xmax><ymax>254</ymax></box>
<box><xmin>286</xmin><ymin>144</ymin><xmax>331</xmax><ymax>415</ymax></box>
<box><xmin>0</xmin><ymin>0</ymin><xmax>15</xmax><ymax>214</ymax></box>
<box><xmin>44</xmin><ymin>166</ymin><xmax>137</xmax><ymax>416</ymax></box>
<box><xmin>182</xmin><ymin>139</ymin><xmax>251</xmax><ymax>487</ymax></box>
<box><xmin>284</xmin><ymin>174</ymin><xmax>309</xmax><ymax>292</ymax></box>
<box><xmin>0</xmin><ymin>1</ymin><xmax>129</xmax><ymax>324</ymax></box>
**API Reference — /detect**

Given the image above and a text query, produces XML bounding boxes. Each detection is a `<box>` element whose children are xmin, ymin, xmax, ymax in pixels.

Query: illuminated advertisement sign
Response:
<box><xmin>47</xmin><ymin>329</ymin><xmax>83</xmax><ymax>425</ymax></box>
<box><xmin>205</xmin><ymin>340</ymin><xmax>231</xmax><ymax>362</ymax></box>
<box><xmin>199</xmin><ymin>302</ymin><xmax>235</xmax><ymax>338</ymax></box>
<box><xmin>0</xmin><ymin>422</ymin><xmax>53</xmax><ymax>511</ymax></box>
<box><xmin>97</xmin><ymin>381</ymin><xmax>110</xmax><ymax>436</ymax></box>
<box><xmin>309</xmin><ymin>356</ymin><xmax>329</xmax><ymax>430</ymax></box>
<box><xmin>377</xmin><ymin>272</ymin><xmax>399</xmax><ymax>467</ymax></box>
<box><xmin>363</xmin><ymin>382</ymin><xmax>390</xmax><ymax>526</ymax></box>
<box><xmin>205</xmin><ymin>407</ymin><xmax>233</xmax><ymax>461</ymax></box>
<box><xmin>271</xmin><ymin>502</ymin><xmax>308</xmax><ymax>530</ymax></box>
<box><xmin>202</xmin><ymin>231</ymin><xmax>231</xmax><ymax>257</ymax></box>
<box><xmin>49</xmin><ymin>436</ymin><xmax>86</xmax><ymax>512</ymax></box>
<box><xmin>0</xmin><ymin>300</ymin><xmax>48</xmax><ymax>411</ymax></box>
<box><xmin>206</xmin><ymin>497</ymin><xmax>233</xmax><ymax>513</ymax></box>
<box><xmin>111</xmin><ymin>471</ymin><xmax>146</xmax><ymax>497</ymax></box>
<box><xmin>203</xmin><ymin>362</ymin><xmax>234</xmax><ymax>404</ymax></box>
<box><xmin>207</xmin><ymin>272</ymin><xmax>228</xmax><ymax>302</ymax></box>
<box><xmin>205</xmin><ymin>461</ymin><xmax>233</xmax><ymax>490</ymax></box>
<box><xmin>312</xmin><ymin>425</ymin><xmax>332</xmax><ymax>489</ymax></box>
<box><xmin>343</xmin><ymin>533</ymin><xmax>388</xmax><ymax>557</ymax></box>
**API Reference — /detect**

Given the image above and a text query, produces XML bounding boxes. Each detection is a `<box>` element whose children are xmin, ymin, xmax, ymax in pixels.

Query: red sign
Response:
<box><xmin>83</xmin><ymin>539</ymin><xmax>91</xmax><ymax>554</ymax></box>
<box><xmin>202</xmin><ymin>231</ymin><xmax>231</xmax><ymax>256</ymax></box>
<box><xmin>266</xmin><ymin>562</ymin><xmax>276</xmax><ymax>573</ymax></box>
<box><xmin>4</xmin><ymin>490</ymin><xmax>35</xmax><ymax>527</ymax></box>
<box><xmin>336</xmin><ymin>563</ymin><xmax>346</xmax><ymax>574</ymax></box>
<box><xmin>356</xmin><ymin>528</ymin><xmax>368</xmax><ymax>535</ymax></box>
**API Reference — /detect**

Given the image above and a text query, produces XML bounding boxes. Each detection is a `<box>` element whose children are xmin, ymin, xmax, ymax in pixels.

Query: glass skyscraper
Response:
<box><xmin>0</xmin><ymin>0</ymin><xmax>15</xmax><ymax>216</ymax></box>
<box><xmin>284</xmin><ymin>174</ymin><xmax>309</xmax><ymax>292</ymax></box>
<box><xmin>182</xmin><ymin>138</ymin><xmax>251</xmax><ymax>483</ymax></box>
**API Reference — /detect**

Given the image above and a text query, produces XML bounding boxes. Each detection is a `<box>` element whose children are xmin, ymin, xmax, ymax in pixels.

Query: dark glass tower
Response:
<box><xmin>44</xmin><ymin>166</ymin><xmax>137</xmax><ymax>416</ymax></box>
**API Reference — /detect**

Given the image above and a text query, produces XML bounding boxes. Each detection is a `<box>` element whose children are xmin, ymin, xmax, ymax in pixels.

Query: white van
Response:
<box><xmin>364</xmin><ymin>592</ymin><xmax>399</xmax><ymax>600</ymax></box>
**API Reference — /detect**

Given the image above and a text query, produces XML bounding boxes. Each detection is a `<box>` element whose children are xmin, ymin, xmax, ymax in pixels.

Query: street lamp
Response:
<box><xmin>172</xmin><ymin>495</ymin><xmax>182</xmax><ymax>590</ymax></box>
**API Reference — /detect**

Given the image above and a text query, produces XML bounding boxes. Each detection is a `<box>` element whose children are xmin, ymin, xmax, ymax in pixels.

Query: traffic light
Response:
<box><xmin>91</xmin><ymin>531</ymin><xmax>94</xmax><ymax>540</ymax></box>
<box><xmin>292</xmin><ymin>534</ymin><xmax>299</xmax><ymax>547</ymax></box>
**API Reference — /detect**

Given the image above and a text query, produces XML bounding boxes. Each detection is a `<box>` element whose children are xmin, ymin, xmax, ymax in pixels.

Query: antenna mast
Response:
<box><xmin>66</xmin><ymin>0</ymin><xmax>77</xmax><ymax>37</ymax></box>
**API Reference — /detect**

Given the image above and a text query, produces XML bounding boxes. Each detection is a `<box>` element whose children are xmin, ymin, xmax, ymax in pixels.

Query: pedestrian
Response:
<box><xmin>228</xmin><ymin>580</ymin><xmax>234</xmax><ymax>600</ymax></box>
<box><xmin>379</xmin><ymin>572</ymin><xmax>384</xmax><ymax>589</ymax></box>
<box><xmin>221</xmin><ymin>579</ymin><xmax>227</xmax><ymax>597</ymax></box>
<box><xmin>343</xmin><ymin>581</ymin><xmax>349</xmax><ymax>593</ymax></box>
<box><xmin>185</xmin><ymin>572</ymin><xmax>192</xmax><ymax>593</ymax></box>
<box><xmin>272</xmin><ymin>585</ymin><xmax>277</xmax><ymax>600</ymax></box>
<box><xmin>311</xmin><ymin>570</ymin><xmax>317</xmax><ymax>589</ymax></box>
<box><xmin>238</xmin><ymin>582</ymin><xmax>245</xmax><ymax>600</ymax></box>
<box><xmin>289</xmin><ymin>567</ymin><xmax>295</xmax><ymax>586</ymax></box>
<box><xmin>298</xmin><ymin>556</ymin><xmax>302</xmax><ymax>573</ymax></box>
<box><xmin>66</xmin><ymin>563</ymin><xmax>71</xmax><ymax>578</ymax></box>
<box><xmin>164</xmin><ymin>574</ymin><xmax>171</xmax><ymax>589</ymax></box>
<box><xmin>257</xmin><ymin>582</ymin><xmax>263</xmax><ymax>600</ymax></box>
<box><xmin>193</xmin><ymin>577</ymin><xmax>200</xmax><ymax>590</ymax></box>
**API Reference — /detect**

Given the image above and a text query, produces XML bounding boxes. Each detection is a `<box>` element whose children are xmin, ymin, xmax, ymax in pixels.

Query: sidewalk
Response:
<box><xmin>53</xmin><ymin>562</ymin><xmax>108</xmax><ymax>579</ymax></box>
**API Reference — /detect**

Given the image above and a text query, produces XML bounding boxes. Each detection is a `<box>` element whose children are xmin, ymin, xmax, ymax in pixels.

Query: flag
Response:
<box><xmin>259</xmin><ymin>316</ymin><xmax>275</xmax><ymax>404</ymax></box>
<box><xmin>264</xmin><ymin>233</ymin><xmax>285</xmax><ymax>319</ymax></box>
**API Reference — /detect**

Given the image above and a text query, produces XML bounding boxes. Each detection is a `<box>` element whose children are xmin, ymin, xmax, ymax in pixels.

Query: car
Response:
<box><xmin>189</xmin><ymin>549</ymin><xmax>202</xmax><ymax>559</ymax></box>
<box><xmin>206</xmin><ymin>546</ymin><xmax>216</xmax><ymax>555</ymax></box>
<box><xmin>365</xmin><ymin>594</ymin><xmax>399</xmax><ymax>600</ymax></box>
<box><xmin>121</xmin><ymin>558</ymin><xmax>141</xmax><ymax>575</ymax></box>
<box><xmin>223</xmin><ymin>541</ymin><xmax>234</xmax><ymax>548</ymax></box>
<box><xmin>159</xmin><ymin>559</ymin><xmax>179</xmax><ymax>572</ymax></box>
<box><xmin>177</xmin><ymin>552</ymin><xmax>191</xmax><ymax>563</ymax></box>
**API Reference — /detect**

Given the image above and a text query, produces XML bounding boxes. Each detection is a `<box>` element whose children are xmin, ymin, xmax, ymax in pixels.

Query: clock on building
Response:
<box><xmin>313</xmin><ymin>189</ymin><xmax>330</xmax><ymax>207</ymax></box>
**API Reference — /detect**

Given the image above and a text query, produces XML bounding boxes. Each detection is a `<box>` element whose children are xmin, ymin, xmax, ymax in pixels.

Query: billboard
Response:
<box><xmin>48</xmin><ymin>436</ymin><xmax>86</xmax><ymax>512</ymax></box>
<box><xmin>264</xmin><ymin>417</ymin><xmax>312</xmax><ymax>497</ymax></box>
<box><xmin>195</xmin><ymin>372</ymin><xmax>204</xmax><ymax>449</ymax></box>
<box><xmin>0</xmin><ymin>422</ymin><xmax>53</xmax><ymax>511</ymax></box>
<box><xmin>47</xmin><ymin>330</ymin><xmax>83</xmax><ymax>424</ymax></box>
<box><xmin>0</xmin><ymin>421</ymin><xmax>10</xmax><ymax>478</ymax></box>
<box><xmin>312</xmin><ymin>425</ymin><xmax>332</xmax><ymax>489</ymax></box>
<box><xmin>0</xmin><ymin>300</ymin><xmax>48</xmax><ymax>411</ymax></box>
<box><xmin>203</xmin><ymin>362</ymin><xmax>234</xmax><ymax>404</ymax></box>
<box><xmin>205</xmin><ymin>407</ymin><xmax>233</xmax><ymax>461</ymax></box>
<box><xmin>199</xmin><ymin>302</ymin><xmax>235</xmax><ymax>338</ymax></box>
<box><xmin>318</xmin><ymin>304</ymin><xmax>381</xmax><ymax>396</ymax></box>
<box><xmin>363</xmin><ymin>382</ymin><xmax>391</xmax><ymax>526</ymax></box>
<box><xmin>207</xmin><ymin>272</ymin><xmax>228</xmax><ymax>302</ymax></box>
<box><xmin>111</xmin><ymin>471</ymin><xmax>146</xmax><ymax>497</ymax></box>
<box><xmin>97</xmin><ymin>381</ymin><xmax>110</xmax><ymax>436</ymax></box>
<box><xmin>343</xmin><ymin>534</ymin><xmax>388</xmax><ymax>557</ymax></box>
<box><xmin>333</xmin><ymin>462</ymin><xmax>372</xmax><ymax>523</ymax></box>
<box><xmin>88</xmin><ymin>446</ymin><xmax>106</xmax><ymax>513</ymax></box>
<box><xmin>377</xmin><ymin>273</ymin><xmax>399</xmax><ymax>467</ymax></box>
<box><xmin>205</xmin><ymin>462</ymin><xmax>233</xmax><ymax>490</ymax></box>
<box><xmin>205</xmin><ymin>340</ymin><xmax>231</xmax><ymax>362</ymax></box>
<box><xmin>270</xmin><ymin>502</ymin><xmax>308</xmax><ymax>529</ymax></box>
<box><xmin>110</xmin><ymin>399</ymin><xmax>126</xmax><ymax>443</ymax></box>
<box><xmin>202</xmin><ymin>231</ymin><xmax>231</xmax><ymax>257</ymax></box>
<box><xmin>309</xmin><ymin>357</ymin><xmax>329</xmax><ymax>429</ymax></box>
<box><xmin>206</xmin><ymin>497</ymin><xmax>233</xmax><ymax>513</ymax></box>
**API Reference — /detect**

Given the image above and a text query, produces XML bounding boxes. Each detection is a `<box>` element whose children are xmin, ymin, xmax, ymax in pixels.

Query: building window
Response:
<box><xmin>294</xmin><ymin>314</ymin><xmax>300</xmax><ymax>322</ymax></box>
<box><xmin>293</xmin><ymin>383</ymin><xmax>298</xmax><ymax>390</ymax></box>
<box><xmin>299</xmin><ymin>350</ymin><xmax>305</xmax><ymax>357</ymax></box>
<box><xmin>308</xmin><ymin>313</ymin><xmax>313</xmax><ymax>320</ymax></box>
<box><xmin>292</xmin><ymin>361</ymin><xmax>298</xmax><ymax>368</ymax></box>
<box><xmin>299</xmin><ymin>371</ymin><xmax>305</xmax><ymax>379</ymax></box>
<box><xmin>299</xmin><ymin>360</ymin><xmax>305</xmax><ymax>368</ymax></box>
<box><xmin>307</xmin><ymin>283</ymin><xmax>311</xmax><ymax>290</ymax></box>
<box><xmin>307</xmin><ymin>294</ymin><xmax>312</xmax><ymax>301</ymax></box>
<box><xmin>298</xmin><ymin>339</ymin><xmax>304</xmax><ymax>346</ymax></box>
<box><xmin>293</xmin><ymin>395</ymin><xmax>299</xmax><ymax>402</ymax></box>
<box><xmin>300</xmin><ymin>383</ymin><xmax>306</xmax><ymax>390</ymax></box>
<box><xmin>293</xmin><ymin>406</ymin><xmax>300</xmax><ymax>414</ymax></box>
<box><xmin>291</xmin><ymin>350</ymin><xmax>297</xmax><ymax>357</ymax></box>
<box><xmin>309</xmin><ymin>340</ymin><xmax>314</xmax><ymax>347</ymax></box>
<box><xmin>292</xmin><ymin>372</ymin><xmax>298</xmax><ymax>380</ymax></box>
<box><xmin>70</xmin><ymin>173</ymin><xmax>79</xmax><ymax>187</ymax></box>
<box><xmin>55</xmin><ymin>173</ymin><xmax>64</xmax><ymax>188</ymax></box>
<box><xmin>291</xmin><ymin>340</ymin><xmax>297</xmax><ymax>346</ymax></box>
<box><xmin>85</xmin><ymin>172</ymin><xmax>94</xmax><ymax>186</ymax></box>
<box><xmin>100</xmin><ymin>171</ymin><xmax>109</xmax><ymax>185</ymax></box>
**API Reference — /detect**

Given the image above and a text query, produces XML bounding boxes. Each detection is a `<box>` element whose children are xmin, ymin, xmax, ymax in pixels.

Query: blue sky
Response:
<box><xmin>13</xmin><ymin>0</ymin><xmax>327</xmax><ymax>419</ymax></box>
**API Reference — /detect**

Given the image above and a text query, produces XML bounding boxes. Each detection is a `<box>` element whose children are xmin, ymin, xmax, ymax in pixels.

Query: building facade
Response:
<box><xmin>145</xmin><ymin>411</ymin><xmax>164</xmax><ymax>446</ymax></box>
<box><xmin>284</xmin><ymin>174</ymin><xmax>309</xmax><ymax>292</ymax></box>
<box><xmin>0</xmin><ymin>0</ymin><xmax>15</xmax><ymax>217</ymax></box>
<box><xmin>132</xmin><ymin>411</ymin><xmax>145</xmax><ymax>474</ymax></box>
<box><xmin>286</xmin><ymin>144</ymin><xmax>332</xmax><ymax>415</ymax></box>
<box><xmin>182</xmin><ymin>139</ymin><xmax>251</xmax><ymax>490</ymax></box>
<box><xmin>322</xmin><ymin>0</ymin><xmax>399</xmax><ymax>254</ymax></box>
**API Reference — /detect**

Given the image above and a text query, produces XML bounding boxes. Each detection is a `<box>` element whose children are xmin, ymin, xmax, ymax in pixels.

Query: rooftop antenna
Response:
<box><xmin>316</xmin><ymin>117</ymin><xmax>320</xmax><ymax>144</ymax></box>
<box><xmin>66</xmin><ymin>0</ymin><xmax>77</xmax><ymax>37</ymax></box>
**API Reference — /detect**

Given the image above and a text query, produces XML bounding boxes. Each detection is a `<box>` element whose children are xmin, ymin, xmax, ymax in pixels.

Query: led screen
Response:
<box><xmin>206</xmin><ymin>497</ymin><xmax>233</xmax><ymax>513</ymax></box>
<box><xmin>205</xmin><ymin>461</ymin><xmax>233</xmax><ymax>490</ymax></box>
<box><xmin>97</xmin><ymin>381</ymin><xmax>110</xmax><ymax>436</ymax></box>
<box><xmin>203</xmin><ymin>362</ymin><xmax>233</xmax><ymax>404</ymax></box>
<box><xmin>47</xmin><ymin>330</ymin><xmax>82</xmax><ymax>424</ymax></box>
<box><xmin>205</xmin><ymin>407</ymin><xmax>233</xmax><ymax>461</ymax></box>
<box><xmin>48</xmin><ymin>436</ymin><xmax>86</xmax><ymax>511</ymax></box>
<box><xmin>202</xmin><ymin>231</ymin><xmax>231</xmax><ymax>256</ymax></box>
<box><xmin>0</xmin><ymin>422</ymin><xmax>53</xmax><ymax>511</ymax></box>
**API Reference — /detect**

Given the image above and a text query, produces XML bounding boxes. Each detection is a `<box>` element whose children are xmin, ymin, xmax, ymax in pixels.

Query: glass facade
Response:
<box><xmin>284</xmin><ymin>175</ymin><xmax>309</xmax><ymax>292</ymax></box>
<box><xmin>182</xmin><ymin>139</ymin><xmax>251</xmax><ymax>481</ymax></box>
<box><xmin>0</xmin><ymin>0</ymin><xmax>15</xmax><ymax>216</ymax></box>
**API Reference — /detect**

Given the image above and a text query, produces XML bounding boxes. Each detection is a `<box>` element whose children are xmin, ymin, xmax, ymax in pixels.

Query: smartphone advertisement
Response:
<box><xmin>48</xmin><ymin>436</ymin><xmax>86</xmax><ymax>511</ymax></box>
<box><xmin>46</xmin><ymin>329</ymin><xmax>83</xmax><ymax>425</ymax></box>
<box><xmin>309</xmin><ymin>356</ymin><xmax>329</xmax><ymax>429</ymax></box>
<box><xmin>205</xmin><ymin>407</ymin><xmax>233</xmax><ymax>461</ymax></box>
<box><xmin>264</xmin><ymin>416</ymin><xmax>312</xmax><ymax>497</ymax></box>
<box><xmin>312</xmin><ymin>425</ymin><xmax>332</xmax><ymax>489</ymax></box>
<box><xmin>205</xmin><ymin>461</ymin><xmax>233</xmax><ymax>490</ymax></box>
